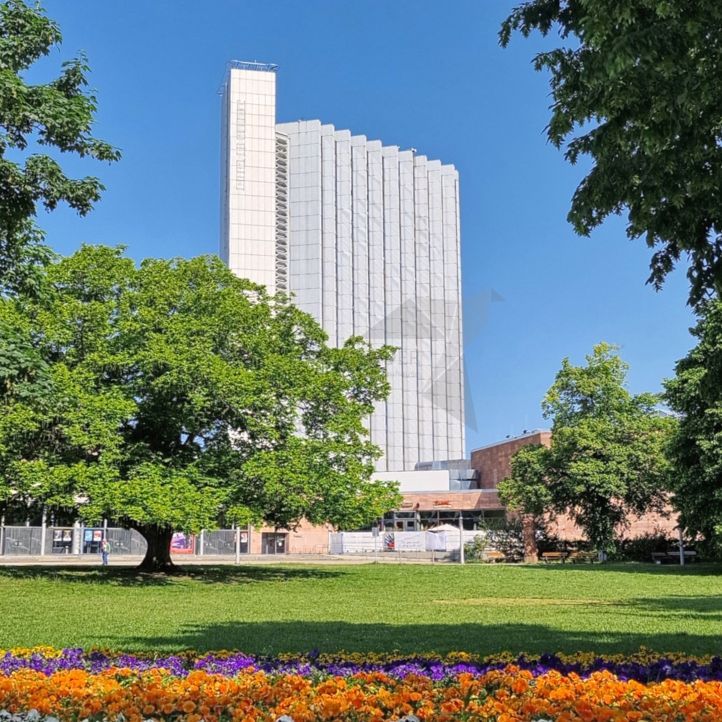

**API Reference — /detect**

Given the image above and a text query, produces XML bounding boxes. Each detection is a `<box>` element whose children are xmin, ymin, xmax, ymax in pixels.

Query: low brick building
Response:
<box><xmin>470</xmin><ymin>429</ymin><xmax>678</xmax><ymax>545</ymax></box>
<box><xmin>252</xmin><ymin>521</ymin><xmax>333</xmax><ymax>555</ymax></box>
<box><xmin>471</xmin><ymin>430</ymin><xmax>552</xmax><ymax>489</ymax></box>
<box><xmin>385</xmin><ymin>489</ymin><xmax>506</xmax><ymax>531</ymax></box>
<box><xmin>232</xmin><ymin>429</ymin><xmax>677</xmax><ymax>556</ymax></box>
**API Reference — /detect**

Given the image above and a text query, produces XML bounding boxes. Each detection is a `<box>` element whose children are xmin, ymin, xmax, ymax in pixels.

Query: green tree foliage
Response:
<box><xmin>0</xmin><ymin>0</ymin><xmax>118</xmax><ymax>292</ymax></box>
<box><xmin>665</xmin><ymin>301</ymin><xmax>722</xmax><ymax>555</ymax></box>
<box><xmin>498</xmin><ymin>444</ymin><xmax>552</xmax><ymax>521</ymax></box>
<box><xmin>499</xmin><ymin>344</ymin><xmax>674</xmax><ymax>553</ymax></box>
<box><xmin>500</xmin><ymin>1</ymin><xmax>722</xmax><ymax>306</ymax></box>
<box><xmin>0</xmin><ymin>246</ymin><xmax>401</xmax><ymax>570</ymax></box>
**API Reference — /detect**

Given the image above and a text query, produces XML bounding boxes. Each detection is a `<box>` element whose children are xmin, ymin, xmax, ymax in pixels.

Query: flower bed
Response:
<box><xmin>2</xmin><ymin>647</ymin><xmax>722</xmax><ymax>683</ymax></box>
<box><xmin>1</xmin><ymin>666</ymin><xmax>722</xmax><ymax>721</ymax></box>
<box><xmin>1</xmin><ymin>649</ymin><xmax>722</xmax><ymax>721</ymax></box>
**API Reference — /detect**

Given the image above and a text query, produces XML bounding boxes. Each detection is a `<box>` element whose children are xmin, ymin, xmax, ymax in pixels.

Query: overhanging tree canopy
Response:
<box><xmin>501</xmin><ymin>1</ymin><xmax>722</xmax><ymax>306</ymax></box>
<box><xmin>0</xmin><ymin>246</ymin><xmax>401</xmax><ymax>570</ymax></box>
<box><xmin>0</xmin><ymin>0</ymin><xmax>119</xmax><ymax>293</ymax></box>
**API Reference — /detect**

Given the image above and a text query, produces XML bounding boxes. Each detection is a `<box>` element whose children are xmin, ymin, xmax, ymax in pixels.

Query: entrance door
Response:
<box><xmin>262</xmin><ymin>533</ymin><xmax>287</xmax><ymax>554</ymax></box>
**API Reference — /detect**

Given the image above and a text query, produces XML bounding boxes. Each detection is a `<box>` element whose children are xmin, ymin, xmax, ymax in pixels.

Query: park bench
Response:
<box><xmin>483</xmin><ymin>550</ymin><xmax>506</xmax><ymax>563</ymax></box>
<box><xmin>569</xmin><ymin>550</ymin><xmax>597</xmax><ymax>564</ymax></box>
<box><xmin>540</xmin><ymin>551</ymin><xmax>568</xmax><ymax>563</ymax></box>
<box><xmin>651</xmin><ymin>549</ymin><xmax>696</xmax><ymax>564</ymax></box>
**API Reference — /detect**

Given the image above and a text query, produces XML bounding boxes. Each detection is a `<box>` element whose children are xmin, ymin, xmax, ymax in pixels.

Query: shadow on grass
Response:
<box><xmin>623</xmin><ymin>595</ymin><xmax>722</xmax><ymax>621</ymax></box>
<box><xmin>522</xmin><ymin>562</ymin><xmax>722</xmax><ymax>576</ymax></box>
<box><xmin>0</xmin><ymin>564</ymin><xmax>345</xmax><ymax>587</ymax></box>
<box><xmin>116</xmin><ymin>620</ymin><xmax>722</xmax><ymax>656</ymax></box>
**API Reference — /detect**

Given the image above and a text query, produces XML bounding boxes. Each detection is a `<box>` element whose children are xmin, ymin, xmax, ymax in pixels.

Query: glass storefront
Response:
<box><xmin>382</xmin><ymin>509</ymin><xmax>506</xmax><ymax>531</ymax></box>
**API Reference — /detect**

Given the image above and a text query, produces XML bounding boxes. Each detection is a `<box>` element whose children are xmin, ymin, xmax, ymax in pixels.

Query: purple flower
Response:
<box><xmin>0</xmin><ymin>648</ymin><xmax>720</xmax><ymax>684</ymax></box>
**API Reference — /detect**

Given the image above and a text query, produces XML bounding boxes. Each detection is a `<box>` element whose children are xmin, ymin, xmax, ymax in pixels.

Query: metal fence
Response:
<box><xmin>105</xmin><ymin>528</ymin><xmax>147</xmax><ymax>555</ymax></box>
<box><xmin>0</xmin><ymin>526</ymin><xmax>148</xmax><ymax>556</ymax></box>
<box><xmin>0</xmin><ymin>526</ymin><xmax>252</xmax><ymax>557</ymax></box>
<box><xmin>330</xmin><ymin>524</ymin><xmax>524</xmax><ymax>558</ymax></box>
<box><xmin>329</xmin><ymin>530</ymin><xmax>462</xmax><ymax>554</ymax></box>
<box><xmin>1</xmin><ymin>526</ymin><xmax>45</xmax><ymax>555</ymax></box>
<box><xmin>201</xmin><ymin>529</ymin><xmax>238</xmax><ymax>555</ymax></box>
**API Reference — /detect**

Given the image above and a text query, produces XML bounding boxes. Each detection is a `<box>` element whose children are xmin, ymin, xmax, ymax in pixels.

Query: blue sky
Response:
<box><xmin>35</xmin><ymin>0</ymin><xmax>695</xmax><ymax>452</ymax></box>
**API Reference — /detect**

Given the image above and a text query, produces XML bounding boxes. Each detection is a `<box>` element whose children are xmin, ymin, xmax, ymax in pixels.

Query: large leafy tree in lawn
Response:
<box><xmin>501</xmin><ymin>1</ymin><xmax>722</xmax><ymax>306</ymax></box>
<box><xmin>499</xmin><ymin>344</ymin><xmax>674</xmax><ymax>553</ymax></box>
<box><xmin>0</xmin><ymin>1</ymin><xmax>119</xmax><ymax>502</ymax></box>
<box><xmin>0</xmin><ymin>303</ymin><xmax>57</xmax><ymax>516</ymax></box>
<box><xmin>665</xmin><ymin>301</ymin><xmax>722</xmax><ymax>555</ymax></box>
<box><xmin>0</xmin><ymin>246</ymin><xmax>400</xmax><ymax>570</ymax></box>
<box><xmin>0</xmin><ymin>0</ymin><xmax>118</xmax><ymax>293</ymax></box>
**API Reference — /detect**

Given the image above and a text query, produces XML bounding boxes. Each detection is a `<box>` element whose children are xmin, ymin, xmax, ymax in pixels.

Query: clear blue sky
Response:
<box><xmin>35</xmin><ymin>0</ymin><xmax>695</xmax><ymax>452</ymax></box>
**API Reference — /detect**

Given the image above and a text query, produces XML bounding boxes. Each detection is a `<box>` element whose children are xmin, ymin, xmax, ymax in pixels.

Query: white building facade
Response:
<box><xmin>221</xmin><ymin>61</ymin><xmax>465</xmax><ymax>471</ymax></box>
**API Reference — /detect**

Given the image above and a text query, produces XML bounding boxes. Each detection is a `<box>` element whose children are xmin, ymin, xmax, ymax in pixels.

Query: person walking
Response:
<box><xmin>100</xmin><ymin>537</ymin><xmax>110</xmax><ymax>566</ymax></box>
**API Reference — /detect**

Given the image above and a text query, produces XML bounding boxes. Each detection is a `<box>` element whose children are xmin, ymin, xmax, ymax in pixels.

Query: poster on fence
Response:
<box><xmin>171</xmin><ymin>532</ymin><xmax>195</xmax><ymax>554</ymax></box>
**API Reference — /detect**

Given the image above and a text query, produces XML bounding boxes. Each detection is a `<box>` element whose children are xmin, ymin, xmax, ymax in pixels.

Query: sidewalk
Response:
<box><xmin>0</xmin><ymin>552</ymin><xmax>451</xmax><ymax>566</ymax></box>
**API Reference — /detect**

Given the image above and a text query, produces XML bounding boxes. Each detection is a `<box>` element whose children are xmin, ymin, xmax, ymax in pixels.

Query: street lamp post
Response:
<box><xmin>458</xmin><ymin>513</ymin><xmax>465</xmax><ymax>565</ymax></box>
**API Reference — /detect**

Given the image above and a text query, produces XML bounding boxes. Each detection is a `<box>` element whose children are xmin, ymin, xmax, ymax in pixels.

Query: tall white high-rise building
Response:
<box><xmin>220</xmin><ymin>61</ymin><xmax>464</xmax><ymax>471</ymax></box>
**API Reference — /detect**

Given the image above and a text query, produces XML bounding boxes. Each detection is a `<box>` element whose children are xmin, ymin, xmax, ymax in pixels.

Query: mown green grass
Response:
<box><xmin>3</xmin><ymin>563</ymin><xmax>722</xmax><ymax>655</ymax></box>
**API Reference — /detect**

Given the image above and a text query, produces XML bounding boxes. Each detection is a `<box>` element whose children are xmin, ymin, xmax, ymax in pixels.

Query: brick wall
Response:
<box><xmin>470</xmin><ymin>430</ymin><xmax>551</xmax><ymax>489</ymax></box>
<box><xmin>469</xmin><ymin>430</ymin><xmax>679</xmax><ymax>544</ymax></box>
<box><xmin>549</xmin><ymin>509</ymin><xmax>679</xmax><ymax>541</ymax></box>
<box><xmin>249</xmin><ymin>521</ymin><xmax>332</xmax><ymax>554</ymax></box>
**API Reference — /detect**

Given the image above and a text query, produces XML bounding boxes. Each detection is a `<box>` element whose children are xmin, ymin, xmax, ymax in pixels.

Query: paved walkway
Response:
<box><xmin>0</xmin><ymin>552</ymin><xmax>450</xmax><ymax>566</ymax></box>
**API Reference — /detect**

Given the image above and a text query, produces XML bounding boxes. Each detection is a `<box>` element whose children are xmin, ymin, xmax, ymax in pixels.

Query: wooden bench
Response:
<box><xmin>484</xmin><ymin>550</ymin><xmax>506</xmax><ymax>563</ymax></box>
<box><xmin>569</xmin><ymin>550</ymin><xmax>597</xmax><ymax>564</ymax></box>
<box><xmin>540</xmin><ymin>551</ymin><xmax>569</xmax><ymax>563</ymax></box>
<box><xmin>652</xmin><ymin>550</ymin><xmax>697</xmax><ymax>564</ymax></box>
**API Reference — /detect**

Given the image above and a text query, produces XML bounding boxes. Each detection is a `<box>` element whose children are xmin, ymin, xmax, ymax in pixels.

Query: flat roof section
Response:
<box><xmin>469</xmin><ymin>429</ymin><xmax>551</xmax><ymax>455</ymax></box>
<box><xmin>228</xmin><ymin>60</ymin><xmax>278</xmax><ymax>73</ymax></box>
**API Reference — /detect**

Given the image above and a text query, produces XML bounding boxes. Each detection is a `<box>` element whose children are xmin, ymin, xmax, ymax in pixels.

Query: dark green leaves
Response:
<box><xmin>0</xmin><ymin>0</ymin><xmax>60</xmax><ymax>72</ymax></box>
<box><xmin>665</xmin><ymin>301</ymin><xmax>722</xmax><ymax>553</ymax></box>
<box><xmin>0</xmin><ymin>247</ymin><xmax>400</xmax><ymax>535</ymax></box>
<box><xmin>501</xmin><ymin>0</ymin><xmax>722</xmax><ymax>306</ymax></box>
<box><xmin>0</xmin><ymin>1</ymin><xmax>119</xmax><ymax>293</ymax></box>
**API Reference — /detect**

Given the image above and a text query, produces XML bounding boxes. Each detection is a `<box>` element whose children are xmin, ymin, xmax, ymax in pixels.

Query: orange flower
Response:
<box><xmin>1</xmin><ymin>661</ymin><xmax>722</xmax><ymax>722</ymax></box>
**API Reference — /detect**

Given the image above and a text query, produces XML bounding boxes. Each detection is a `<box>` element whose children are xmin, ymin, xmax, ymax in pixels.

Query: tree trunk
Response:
<box><xmin>137</xmin><ymin>525</ymin><xmax>177</xmax><ymax>573</ymax></box>
<box><xmin>522</xmin><ymin>515</ymin><xmax>538</xmax><ymax>563</ymax></box>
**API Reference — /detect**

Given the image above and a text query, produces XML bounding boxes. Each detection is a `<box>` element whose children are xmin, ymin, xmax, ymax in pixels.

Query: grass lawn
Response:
<box><xmin>3</xmin><ymin>562</ymin><xmax>722</xmax><ymax>656</ymax></box>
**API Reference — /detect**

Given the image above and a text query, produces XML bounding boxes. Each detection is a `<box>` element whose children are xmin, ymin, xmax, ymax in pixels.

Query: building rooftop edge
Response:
<box><xmin>276</xmin><ymin>118</ymin><xmax>457</xmax><ymax>168</ymax></box>
<box><xmin>228</xmin><ymin>60</ymin><xmax>278</xmax><ymax>73</ymax></box>
<box><xmin>469</xmin><ymin>429</ymin><xmax>551</xmax><ymax>455</ymax></box>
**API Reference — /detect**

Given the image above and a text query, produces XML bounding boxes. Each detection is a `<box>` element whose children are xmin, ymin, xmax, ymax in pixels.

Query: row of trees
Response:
<box><xmin>0</xmin><ymin>1</ymin><xmax>400</xmax><ymax>571</ymax></box>
<box><xmin>500</xmin><ymin>328</ymin><xmax>722</xmax><ymax>557</ymax></box>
